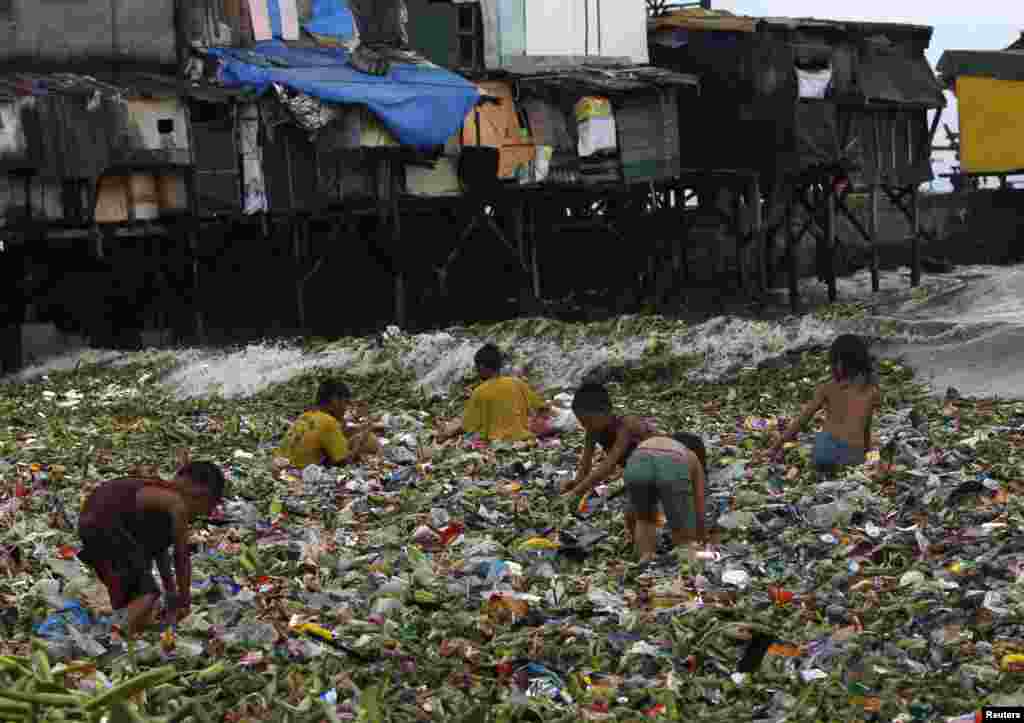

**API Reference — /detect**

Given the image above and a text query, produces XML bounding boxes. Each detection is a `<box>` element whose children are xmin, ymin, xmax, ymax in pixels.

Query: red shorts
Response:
<box><xmin>78</xmin><ymin>526</ymin><xmax>159</xmax><ymax>610</ymax></box>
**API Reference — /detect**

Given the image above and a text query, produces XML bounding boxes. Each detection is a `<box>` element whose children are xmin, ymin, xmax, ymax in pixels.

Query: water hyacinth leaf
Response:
<box><xmin>0</xmin><ymin>307</ymin><xmax>1018</xmax><ymax>720</ymax></box>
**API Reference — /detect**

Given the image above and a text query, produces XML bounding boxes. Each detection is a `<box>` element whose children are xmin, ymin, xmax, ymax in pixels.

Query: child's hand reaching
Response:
<box><xmin>560</xmin><ymin>477</ymin><xmax>581</xmax><ymax>496</ymax></box>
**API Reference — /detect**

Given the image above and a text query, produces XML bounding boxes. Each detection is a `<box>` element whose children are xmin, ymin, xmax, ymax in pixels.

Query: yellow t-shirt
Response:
<box><xmin>463</xmin><ymin>376</ymin><xmax>545</xmax><ymax>442</ymax></box>
<box><xmin>275</xmin><ymin>410</ymin><xmax>350</xmax><ymax>469</ymax></box>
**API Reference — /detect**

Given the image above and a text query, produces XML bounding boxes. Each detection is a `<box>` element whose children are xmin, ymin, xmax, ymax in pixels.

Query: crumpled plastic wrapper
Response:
<box><xmin>271</xmin><ymin>83</ymin><xmax>343</xmax><ymax>137</ymax></box>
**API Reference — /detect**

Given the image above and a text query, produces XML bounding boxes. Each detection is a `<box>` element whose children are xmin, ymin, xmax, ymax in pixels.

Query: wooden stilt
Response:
<box><xmin>733</xmin><ymin>189</ymin><xmax>746</xmax><ymax>292</ymax></box>
<box><xmin>189</xmin><ymin>231</ymin><xmax>206</xmax><ymax>344</ymax></box>
<box><xmin>509</xmin><ymin>199</ymin><xmax>526</xmax><ymax>271</ymax></box>
<box><xmin>909</xmin><ymin>185</ymin><xmax>921</xmax><ymax>287</ymax></box>
<box><xmin>869</xmin><ymin>182</ymin><xmax>880</xmax><ymax>292</ymax></box>
<box><xmin>671</xmin><ymin>186</ymin><xmax>684</xmax><ymax>278</ymax></box>
<box><xmin>751</xmin><ymin>175</ymin><xmax>764</xmax><ymax>294</ymax></box>
<box><xmin>529</xmin><ymin>202</ymin><xmax>541</xmax><ymax>300</ymax></box>
<box><xmin>786</xmin><ymin>195</ymin><xmax>799</xmax><ymax>314</ymax></box>
<box><xmin>871</xmin><ymin>116</ymin><xmax>883</xmax><ymax>293</ymax></box>
<box><xmin>375</xmin><ymin>156</ymin><xmax>406</xmax><ymax>328</ymax></box>
<box><xmin>391</xmin><ymin>169</ymin><xmax>405</xmax><ymax>329</ymax></box>
<box><xmin>825</xmin><ymin>182</ymin><xmax>837</xmax><ymax>303</ymax></box>
<box><xmin>295</xmin><ymin>219</ymin><xmax>323</xmax><ymax>331</ymax></box>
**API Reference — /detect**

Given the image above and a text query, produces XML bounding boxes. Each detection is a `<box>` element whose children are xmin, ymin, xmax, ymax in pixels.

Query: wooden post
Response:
<box><xmin>294</xmin><ymin>219</ymin><xmax>324</xmax><ymax>331</ymax></box>
<box><xmin>786</xmin><ymin>194</ymin><xmax>799</xmax><ymax>314</ymax></box>
<box><xmin>825</xmin><ymin>181</ymin><xmax>837</xmax><ymax>303</ymax></box>
<box><xmin>375</xmin><ymin>156</ymin><xmax>406</xmax><ymax>328</ymax></box>
<box><xmin>392</xmin><ymin>166</ymin><xmax>406</xmax><ymax>329</ymax></box>
<box><xmin>869</xmin><ymin>182</ymin><xmax>880</xmax><ymax>293</ymax></box>
<box><xmin>509</xmin><ymin>197</ymin><xmax>525</xmax><ymax>271</ymax></box>
<box><xmin>751</xmin><ymin>175</ymin><xmax>764</xmax><ymax>294</ymax></box>
<box><xmin>733</xmin><ymin>189</ymin><xmax>746</xmax><ymax>292</ymax></box>
<box><xmin>189</xmin><ymin>231</ymin><xmax>206</xmax><ymax>344</ymax></box>
<box><xmin>909</xmin><ymin>185</ymin><xmax>921</xmax><ymax>287</ymax></box>
<box><xmin>872</xmin><ymin>116</ymin><xmax>883</xmax><ymax>293</ymax></box>
<box><xmin>529</xmin><ymin>201</ymin><xmax>541</xmax><ymax>300</ymax></box>
<box><xmin>671</xmin><ymin>189</ymin><xmax>684</xmax><ymax>276</ymax></box>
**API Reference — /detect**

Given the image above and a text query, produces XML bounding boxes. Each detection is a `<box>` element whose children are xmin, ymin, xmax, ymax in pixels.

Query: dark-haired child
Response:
<box><xmin>771</xmin><ymin>334</ymin><xmax>881</xmax><ymax>479</ymax></box>
<box><xmin>437</xmin><ymin>343</ymin><xmax>550</xmax><ymax>442</ymax></box>
<box><xmin>76</xmin><ymin>462</ymin><xmax>226</xmax><ymax>636</ymax></box>
<box><xmin>276</xmin><ymin>378</ymin><xmax>379</xmax><ymax>468</ymax></box>
<box><xmin>561</xmin><ymin>383</ymin><xmax>658</xmax><ymax>537</ymax></box>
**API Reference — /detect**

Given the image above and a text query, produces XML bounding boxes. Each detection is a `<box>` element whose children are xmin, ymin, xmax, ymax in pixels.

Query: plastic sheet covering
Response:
<box><xmin>303</xmin><ymin>0</ymin><xmax>359</xmax><ymax>46</ymax></box>
<box><xmin>271</xmin><ymin>82</ymin><xmax>342</xmax><ymax>136</ymax></box>
<box><xmin>238</xmin><ymin>103</ymin><xmax>268</xmax><ymax>215</ymax></box>
<box><xmin>797</xmin><ymin>67</ymin><xmax>831</xmax><ymax>99</ymax></box>
<box><xmin>204</xmin><ymin>41</ymin><xmax>480</xmax><ymax>150</ymax></box>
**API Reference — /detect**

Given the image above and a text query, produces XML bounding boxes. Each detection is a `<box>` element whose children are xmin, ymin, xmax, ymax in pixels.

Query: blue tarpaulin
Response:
<box><xmin>303</xmin><ymin>0</ymin><xmax>357</xmax><ymax>42</ymax></box>
<box><xmin>206</xmin><ymin>42</ymin><xmax>480</xmax><ymax>151</ymax></box>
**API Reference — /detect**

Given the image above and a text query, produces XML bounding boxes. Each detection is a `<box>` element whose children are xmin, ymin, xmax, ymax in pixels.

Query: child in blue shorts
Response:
<box><xmin>771</xmin><ymin>334</ymin><xmax>881</xmax><ymax>480</ymax></box>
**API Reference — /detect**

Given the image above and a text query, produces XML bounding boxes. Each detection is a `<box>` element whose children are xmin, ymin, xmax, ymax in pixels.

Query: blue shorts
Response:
<box><xmin>813</xmin><ymin>432</ymin><xmax>865</xmax><ymax>470</ymax></box>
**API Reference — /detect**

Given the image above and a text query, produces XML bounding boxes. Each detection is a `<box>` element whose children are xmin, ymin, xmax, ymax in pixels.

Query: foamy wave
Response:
<box><xmin>8</xmin><ymin>265</ymin><xmax>1024</xmax><ymax>400</ymax></box>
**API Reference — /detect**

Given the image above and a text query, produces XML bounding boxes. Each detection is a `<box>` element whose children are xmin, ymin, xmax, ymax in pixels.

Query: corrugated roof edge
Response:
<box><xmin>506</xmin><ymin>65</ymin><xmax>697</xmax><ymax>85</ymax></box>
<box><xmin>937</xmin><ymin>49</ymin><xmax>1024</xmax><ymax>85</ymax></box>
<box><xmin>649</xmin><ymin>8</ymin><xmax>934</xmax><ymax>37</ymax></box>
<box><xmin>0</xmin><ymin>72</ymin><xmax>242</xmax><ymax>103</ymax></box>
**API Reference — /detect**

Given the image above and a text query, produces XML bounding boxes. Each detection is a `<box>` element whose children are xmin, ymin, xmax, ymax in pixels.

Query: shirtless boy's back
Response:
<box><xmin>773</xmin><ymin>335</ymin><xmax>880</xmax><ymax>479</ymax></box>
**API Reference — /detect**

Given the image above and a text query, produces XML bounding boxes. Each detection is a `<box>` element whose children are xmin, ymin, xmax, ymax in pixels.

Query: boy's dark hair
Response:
<box><xmin>474</xmin><ymin>343</ymin><xmax>503</xmax><ymax>372</ymax></box>
<box><xmin>571</xmin><ymin>383</ymin><xmax>613</xmax><ymax>416</ymax></box>
<box><xmin>316</xmin><ymin>379</ymin><xmax>352</xmax><ymax>406</ymax></box>
<box><xmin>830</xmin><ymin>334</ymin><xmax>873</xmax><ymax>382</ymax></box>
<box><xmin>673</xmin><ymin>432</ymin><xmax>707</xmax><ymax>473</ymax></box>
<box><xmin>179</xmin><ymin>461</ymin><xmax>227</xmax><ymax>503</ymax></box>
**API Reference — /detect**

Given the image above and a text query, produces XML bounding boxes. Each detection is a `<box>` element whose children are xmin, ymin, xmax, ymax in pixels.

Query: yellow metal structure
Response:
<box><xmin>956</xmin><ymin>75</ymin><xmax>1024</xmax><ymax>174</ymax></box>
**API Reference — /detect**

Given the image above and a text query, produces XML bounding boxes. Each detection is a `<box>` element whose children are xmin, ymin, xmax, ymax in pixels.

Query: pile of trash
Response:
<box><xmin>2</xmin><ymin>321</ymin><xmax>1024</xmax><ymax>722</ymax></box>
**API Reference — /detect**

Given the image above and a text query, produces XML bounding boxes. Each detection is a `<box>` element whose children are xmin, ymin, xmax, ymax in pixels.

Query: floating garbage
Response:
<box><xmin>1</xmin><ymin>321</ymin><xmax>1023</xmax><ymax>721</ymax></box>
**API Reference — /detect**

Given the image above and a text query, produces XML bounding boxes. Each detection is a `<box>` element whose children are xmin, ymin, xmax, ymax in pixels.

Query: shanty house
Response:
<box><xmin>408</xmin><ymin>0</ymin><xmax>650</xmax><ymax>71</ymax></box>
<box><xmin>405</xmin><ymin>0</ymin><xmax>698</xmax><ymax>190</ymax></box>
<box><xmin>648</xmin><ymin>9</ymin><xmax>946</xmax><ymax>191</ymax></box>
<box><xmin>0</xmin><ymin>0</ymin><xmax>198</xmax><ymax>226</ymax></box>
<box><xmin>937</xmin><ymin>34</ymin><xmax>1024</xmax><ymax>178</ymax></box>
<box><xmin>0</xmin><ymin>0</ymin><xmax>482</xmax><ymax>359</ymax></box>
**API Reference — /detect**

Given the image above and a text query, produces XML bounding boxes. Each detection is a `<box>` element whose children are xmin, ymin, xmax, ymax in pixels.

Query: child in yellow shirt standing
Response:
<box><xmin>276</xmin><ymin>379</ymin><xmax>379</xmax><ymax>469</ymax></box>
<box><xmin>436</xmin><ymin>344</ymin><xmax>551</xmax><ymax>443</ymax></box>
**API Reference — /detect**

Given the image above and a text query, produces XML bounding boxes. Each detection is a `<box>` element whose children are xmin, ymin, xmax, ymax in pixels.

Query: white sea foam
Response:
<box><xmin>8</xmin><ymin>265</ymin><xmax>1024</xmax><ymax>400</ymax></box>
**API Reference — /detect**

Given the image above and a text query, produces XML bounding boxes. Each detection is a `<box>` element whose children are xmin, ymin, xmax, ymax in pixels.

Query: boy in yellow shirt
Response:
<box><xmin>436</xmin><ymin>344</ymin><xmax>551</xmax><ymax>442</ymax></box>
<box><xmin>276</xmin><ymin>379</ymin><xmax>379</xmax><ymax>469</ymax></box>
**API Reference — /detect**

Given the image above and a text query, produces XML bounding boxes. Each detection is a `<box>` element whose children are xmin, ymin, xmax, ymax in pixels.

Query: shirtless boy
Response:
<box><xmin>771</xmin><ymin>334</ymin><xmax>881</xmax><ymax>479</ymax></box>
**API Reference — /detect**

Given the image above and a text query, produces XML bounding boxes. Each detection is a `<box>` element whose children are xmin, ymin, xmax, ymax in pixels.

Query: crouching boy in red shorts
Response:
<box><xmin>76</xmin><ymin>462</ymin><xmax>226</xmax><ymax>636</ymax></box>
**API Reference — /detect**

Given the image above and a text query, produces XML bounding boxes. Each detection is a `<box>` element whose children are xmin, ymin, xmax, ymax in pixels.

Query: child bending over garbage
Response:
<box><xmin>562</xmin><ymin>383</ymin><xmax>705</xmax><ymax>556</ymax></box>
<box><xmin>561</xmin><ymin>384</ymin><xmax>655</xmax><ymax>524</ymax></box>
<box><xmin>436</xmin><ymin>343</ymin><xmax>552</xmax><ymax>442</ymax></box>
<box><xmin>76</xmin><ymin>462</ymin><xmax>226</xmax><ymax>637</ymax></box>
<box><xmin>770</xmin><ymin>334</ymin><xmax>881</xmax><ymax>479</ymax></box>
<box><xmin>276</xmin><ymin>379</ymin><xmax>379</xmax><ymax>469</ymax></box>
<box><xmin>624</xmin><ymin>432</ymin><xmax>708</xmax><ymax>561</ymax></box>
<box><xmin>561</xmin><ymin>383</ymin><xmax>661</xmax><ymax>497</ymax></box>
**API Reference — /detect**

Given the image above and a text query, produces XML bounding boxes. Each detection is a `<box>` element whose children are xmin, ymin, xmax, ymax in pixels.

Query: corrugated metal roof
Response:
<box><xmin>759</xmin><ymin>17</ymin><xmax>933</xmax><ymax>35</ymax></box>
<box><xmin>938</xmin><ymin>50</ymin><xmax>1024</xmax><ymax>84</ymax></box>
<box><xmin>0</xmin><ymin>72</ymin><xmax>241</xmax><ymax>103</ymax></box>
<box><xmin>513</xmin><ymin>65</ymin><xmax>699</xmax><ymax>95</ymax></box>
<box><xmin>648</xmin><ymin>7</ymin><xmax>934</xmax><ymax>37</ymax></box>
<box><xmin>859</xmin><ymin>53</ymin><xmax>946</xmax><ymax>108</ymax></box>
<box><xmin>649</xmin><ymin>8</ymin><xmax>757</xmax><ymax>34</ymax></box>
